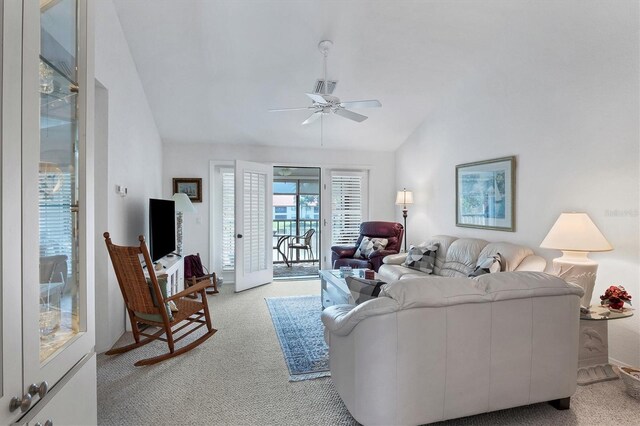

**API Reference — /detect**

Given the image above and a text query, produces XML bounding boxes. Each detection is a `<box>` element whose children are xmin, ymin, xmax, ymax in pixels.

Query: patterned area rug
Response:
<box><xmin>265</xmin><ymin>295</ymin><xmax>330</xmax><ymax>381</ymax></box>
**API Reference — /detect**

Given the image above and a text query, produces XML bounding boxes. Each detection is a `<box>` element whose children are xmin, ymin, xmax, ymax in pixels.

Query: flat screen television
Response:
<box><xmin>149</xmin><ymin>198</ymin><xmax>176</xmax><ymax>262</ymax></box>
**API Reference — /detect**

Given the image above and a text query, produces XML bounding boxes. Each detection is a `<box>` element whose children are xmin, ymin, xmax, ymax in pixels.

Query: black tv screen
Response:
<box><xmin>149</xmin><ymin>198</ymin><xmax>176</xmax><ymax>262</ymax></box>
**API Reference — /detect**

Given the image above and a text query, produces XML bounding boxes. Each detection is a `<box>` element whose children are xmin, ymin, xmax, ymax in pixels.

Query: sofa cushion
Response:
<box><xmin>402</xmin><ymin>243</ymin><xmax>438</xmax><ymax>274</ymax></box>
<box><xmin>469</xmin><ymin>253</ymin><xmax>504</xmax><ymax>277</ymax></box>
<box><xmin>423</xmin><ymin>235</ymin><xmax>458</xmax><ymax>275</ymax></box>
<box><xmin>377</xmin><ymin>264</ymin><xmax>425</xmax><ymax>281</ymax></box>
<box><xmin>380</xmin><ymin>272</ymin><xmax>584</xmax><ymax>310</ymax></box>
<box><xmin>354</xmin><ymin>236</ymin><xmax>388</xmax><ymax>259</ymax></box>
<box><xmin>473</xmin><ymin>271</ymin><xmax>584</xmax><ymax>301</ymax></box>
<box><xmin>478</xmin><ymin>242</ymin><xmax>534</xmax><ymax>271</ymax></box>
<box><xmin>439</xmin><ymin>238</ymin><xmax>488</xmax><ymax>277</ymax></box>
<box><xmin>346</xmin><ymin>276</ymin><xmax>386</xmax><ymax>304</ymax></box>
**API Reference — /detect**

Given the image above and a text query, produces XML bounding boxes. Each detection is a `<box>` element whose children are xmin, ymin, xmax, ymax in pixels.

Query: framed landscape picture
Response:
<box><xmin>456</xmin><ymin>156</ymin><xmax>515</xmax><ymax>231</ymax></box>
<box><xmin>173</xmin><ymin>178</ymin><xmax>202</xmax><ymax>203</ymax></box>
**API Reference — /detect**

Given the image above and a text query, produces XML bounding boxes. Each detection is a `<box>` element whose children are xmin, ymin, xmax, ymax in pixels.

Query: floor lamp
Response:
<box><xmin>172</xmin><ymin>193</ymin><xmax>197</xmax><ymax>256</ymax></box>
<box><xmin>540</xmin><ymin>212</ymin><xmax>612</xmax><ymax>307</ymax></box>
<box><xmin>395</xmin><ymin>188</ymin><xmax>413</xmax><ymax>252</ymax></box>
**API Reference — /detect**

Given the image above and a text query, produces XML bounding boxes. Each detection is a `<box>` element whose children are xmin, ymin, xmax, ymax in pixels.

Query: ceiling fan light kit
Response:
<box><xmin>269</xmin><ymin>39</ymin><xmax>382</xmax><ymax>126</ymax></box>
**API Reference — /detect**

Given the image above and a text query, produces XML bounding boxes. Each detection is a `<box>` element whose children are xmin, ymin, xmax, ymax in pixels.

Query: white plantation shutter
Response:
<box><xmin>331</xmin><ymin>171</ymin><xmax>368</xmax><ymax>245</ymax></box>
<box><xmin>243</xmin><ymin>171</ymin><xmax>267</xmax><ymax>272</ymax></box>
<box><xmin>221</xmin><ymin>170</ymin><xmax>235</xmax><ymax>270</ymax></box>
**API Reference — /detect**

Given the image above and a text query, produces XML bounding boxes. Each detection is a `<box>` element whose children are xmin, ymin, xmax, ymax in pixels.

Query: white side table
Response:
<box><xmin>578</xmin><ymin>305</ymin><xmax>633</xmax><ymax>385</ymax></box>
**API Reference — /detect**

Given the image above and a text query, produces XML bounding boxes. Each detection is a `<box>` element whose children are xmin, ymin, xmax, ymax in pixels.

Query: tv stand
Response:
<box><xmin>151</xmin><ymin>255</ymin><xmax>184</xmax><ymax>294</ymax></box>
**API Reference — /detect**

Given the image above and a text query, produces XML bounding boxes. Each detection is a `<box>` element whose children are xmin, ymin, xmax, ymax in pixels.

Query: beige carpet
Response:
<box><xmin>97</xmin><ymin>280</ymin><xmax>640</xmax><ymax>425</ymax></box>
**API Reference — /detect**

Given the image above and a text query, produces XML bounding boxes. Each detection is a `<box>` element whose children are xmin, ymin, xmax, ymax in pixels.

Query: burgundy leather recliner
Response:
<box><xmin>331</xmin><ymin>221</ymin><xmax>404</xmax><ymax>272</ymax></box>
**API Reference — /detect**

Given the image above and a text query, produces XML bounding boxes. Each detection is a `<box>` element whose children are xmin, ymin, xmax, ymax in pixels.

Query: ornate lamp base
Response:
<box><xmin>176</xmin><ymin>211</ymin><xmax>184</xmax><ymax>256</ymax></box>
<box><xmin>552</xmin><ymin>251</ymin><xmax>598</xmax><ymax>307</ymax></box>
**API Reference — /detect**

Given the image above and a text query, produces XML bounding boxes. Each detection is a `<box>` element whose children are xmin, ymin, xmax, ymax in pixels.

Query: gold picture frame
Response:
<box><xmin>172</xmin><ymin>178</ymin><xmax>202</xmax><ymax>203</ymax></box>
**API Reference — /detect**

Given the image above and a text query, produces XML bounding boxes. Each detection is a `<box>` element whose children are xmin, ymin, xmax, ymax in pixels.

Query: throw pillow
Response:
<box><xmin>136</xmin><ymin>275</ymin><xmax>174</xmax><ymax>322</ymax></box>
<box><xmin>354</xmin><ymin>236</ymin><xmax>389</xmax><ymax>259</ymax></box>
<box><xmin>345</xmin><ymin>276</ymin><xmax>386</xmax><ymax>305</ymax></box>
<box><xmin>402</xmin><ymin>243</ymin><xmax>439</xmax><ymax>274</ymax></box>
<box><xmin>468</xmin><ymin>253</ymin><xmax>504</xmax><ymax>278</ymax></box>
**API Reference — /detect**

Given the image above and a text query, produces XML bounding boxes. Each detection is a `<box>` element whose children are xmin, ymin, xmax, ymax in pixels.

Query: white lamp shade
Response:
<box><xmin>540</xmin><ymin>212</ymin><xmax>612</xmax><ymax>252</ymax></box>
<box><xmin>395</xmin><ymin>189</ymin><xmax>414</xmax><ymax>205</ymax></box>
<box><xmin>172</xmin><ymin>192</ymin><xmax>197</xmax><ymax>214</ymax></box>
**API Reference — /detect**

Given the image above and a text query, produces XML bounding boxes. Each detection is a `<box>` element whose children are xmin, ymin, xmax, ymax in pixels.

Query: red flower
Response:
<box><xmin>600</xmin><ymin>285</ymin><xmax>632</xmax><ymax>309</ymax></box>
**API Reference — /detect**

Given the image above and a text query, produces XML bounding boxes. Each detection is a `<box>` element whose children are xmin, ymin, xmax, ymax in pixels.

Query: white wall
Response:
<box><xmin>162</xmin><ymin>142</ymin><xmax>396</xmax><ymax>274</ymax></box>
<box><xmin>394</xmin><ymin>3</ymin><xmax>639</xmax><ymax>366</ymax></box>
<box><xmin>94</xmin><ymin>0</ymin><xmax>163</xmax><ymax>352</ymax></box>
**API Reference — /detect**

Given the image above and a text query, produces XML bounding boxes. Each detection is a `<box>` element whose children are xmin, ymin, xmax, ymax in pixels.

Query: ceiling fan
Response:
<box><xmin>269</xmin><ymin>40</ymin><xmax>382</xmax><ymax>125</ymax></box>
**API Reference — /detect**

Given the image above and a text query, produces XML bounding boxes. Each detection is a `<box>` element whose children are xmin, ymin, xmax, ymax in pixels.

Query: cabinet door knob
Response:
<box><xmin>28</xmin><ymin>381</ymin><xmax>49</xmax><ymax>398</ymax></box>
<box><xmin>44</xmin><ymin>420</ymin><xmax>54</xmax><ymax>426</ymax></box>
<box><xmin>9</xmin><ymin>394</ymin><xmax>31</xmax><ymax>412</ymax></box>
<box><xmin>236</xmin><ymin>234</ymin><xmax>243</xmax><ymax>238</ymax></box>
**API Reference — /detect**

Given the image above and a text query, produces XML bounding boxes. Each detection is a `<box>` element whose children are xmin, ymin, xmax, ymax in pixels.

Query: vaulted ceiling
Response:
<box><xmin>113</xmin><ymin>0</ymin><xmax>628</xmax><ymax>150</ymax></box>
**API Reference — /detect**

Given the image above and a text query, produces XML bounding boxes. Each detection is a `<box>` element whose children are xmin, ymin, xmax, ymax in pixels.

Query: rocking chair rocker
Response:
<box><xmin>103</xmin><ymin>232</ymin><xmax>217</xmax><ymax>366</ymax></box>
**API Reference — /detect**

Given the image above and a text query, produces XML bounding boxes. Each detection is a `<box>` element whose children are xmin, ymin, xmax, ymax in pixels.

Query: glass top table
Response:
<box><xmin>580</xmin><ymin>305</ymin><xmax>633</xmax><ymax>321</ymax></box>
<box><xmin>319</xmin><ymin>269</ymin><xmax>377</xmax><ymax>310</ymax></box>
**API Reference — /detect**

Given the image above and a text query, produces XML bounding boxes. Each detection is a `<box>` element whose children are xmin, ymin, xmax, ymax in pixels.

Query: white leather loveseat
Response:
<box><xmin>321</xmin><ymin>237</ymin><xmax>584</xmax><ymax>425</ymax></box>
<box><xmin>378</xmin><ymin>235</ymin><xmax>547</xmax><ymax>281</ymax></box>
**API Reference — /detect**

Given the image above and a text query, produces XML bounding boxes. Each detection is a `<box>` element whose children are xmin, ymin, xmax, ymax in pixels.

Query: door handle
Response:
<box><xmin>236</xmin><ymin>234</ymin><xmax>243</xmax><ymax>238</ymax></box>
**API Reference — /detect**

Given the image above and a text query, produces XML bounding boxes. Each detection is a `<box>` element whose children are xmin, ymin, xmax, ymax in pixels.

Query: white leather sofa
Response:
<box><xmin>322</xmin><ymin>243</ymin><xmax>584</xmax><ymax>425</ymax></box>
<box><xmin>379</xmin><ymin>235</ymin><xmax>547</xmax><ymax>281</ymax></box>
<box><xmin>322</xmin><ymin>273</ymin><xmax>583</xmax><ymax>425</ymax></box>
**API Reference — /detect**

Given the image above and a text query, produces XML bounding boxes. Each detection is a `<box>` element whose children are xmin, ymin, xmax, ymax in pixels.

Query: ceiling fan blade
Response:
<box><xmin>269</xmin><ymin>107</ymin><xmax>313</xmax><ymax>112</ymax></box>
<box><xmin>305</xmin><ymin>93</ymin><xmax>329</xmax><ymax>104</ymax></box>
<box><xmin>301</xmin><ymin>111</ymin><xmax>322</xmax><ymax>125</ymax></box>
<box><xmin>334</xmin><ymin>108</ymin><xmax>368</xmax><ymax>122</ymax></box>
<box><xmin>339</xmin><ymin>99</ymin><xmax>382</xmax><ymax>109</ymax></box>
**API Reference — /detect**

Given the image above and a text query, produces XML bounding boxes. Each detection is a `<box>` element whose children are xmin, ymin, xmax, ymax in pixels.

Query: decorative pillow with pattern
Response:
<box><xmin>354</xmin><ymin>236</ymin><xmax>389</xmax><ymax>259</ymax></box>
<box><xmin>468</xmin><ymin>253</ymin><xmax>504</xmax><ymax>278</ymax></box>
<box><xmin>402</xmin><ymin>243</ymin><xmax>439</xmax><ymax>274</ymax></box>
<box><xmin>346</xmin><ymin>276</ymin><xmax>387</xmax><ymax>305</ymax></box>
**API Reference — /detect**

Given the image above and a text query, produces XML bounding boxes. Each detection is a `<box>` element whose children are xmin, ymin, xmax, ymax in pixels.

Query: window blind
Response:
<box><xmin>39</xmin><ymin>171</ymin><xmax>73</xmax><ymax>274</ymax></box>
<box><xmin>243</xmin><ymin>171</ymin><xmax>267</xmax><ymax>273</ymax></box>
<box><xmin>331</xmin><ymin>172</ymin><xmax>367</xmax><ymax>245</ymax></box>
<box><xmin>221</xmin><ymin>170</ymin><xmax>235</xmax><ymax>270</ymax></box>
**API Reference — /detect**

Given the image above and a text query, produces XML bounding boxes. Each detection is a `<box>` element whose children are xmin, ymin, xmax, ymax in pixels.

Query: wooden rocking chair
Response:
<box><xmin>103</xmin><ymin>232</ymin><xmax>217</xmax><ymax>366</ymax></box>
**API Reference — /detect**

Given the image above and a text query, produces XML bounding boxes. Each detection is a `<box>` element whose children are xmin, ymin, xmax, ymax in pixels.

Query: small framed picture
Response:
<box><xmin>173</xmin><ymin>178</ymin><xmax>202</xmax><ymax>203</ymax></box>
<box><xmin>456</xmin><ymin>156</ymin><xmax>515</xmax><ymax>232</ymax></box>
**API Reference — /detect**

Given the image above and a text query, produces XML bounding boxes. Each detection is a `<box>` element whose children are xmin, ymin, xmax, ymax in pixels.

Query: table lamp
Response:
<box><xmin>540</xmin><ymin>212</ymin><xmax>613</xmax><ymax>307</ymax></box>
<box><xmin>172</xmin><ymin>192</ymin><xmax>197</xmax><ymax>255</ymax></box>
<box><xmin>395</xmin><ymin>188</ymin><xmax>414</xmax><ymax>252</ymax></box>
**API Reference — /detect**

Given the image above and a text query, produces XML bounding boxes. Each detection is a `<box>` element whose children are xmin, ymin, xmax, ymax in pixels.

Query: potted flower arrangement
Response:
<box><xmin>600</xmin><ymin>285</ymin><xmax>632</xmax><ymax>311</ymax></box>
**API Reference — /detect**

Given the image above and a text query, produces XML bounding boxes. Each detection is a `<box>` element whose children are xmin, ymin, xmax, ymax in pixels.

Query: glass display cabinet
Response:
<box><xmin>0</xmin><ymin>1</ymin><xmax>96</xmax><ymax>424</ymax></box>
